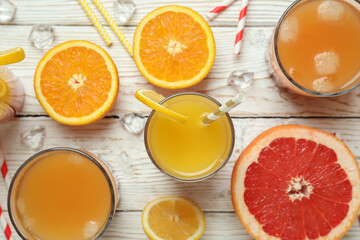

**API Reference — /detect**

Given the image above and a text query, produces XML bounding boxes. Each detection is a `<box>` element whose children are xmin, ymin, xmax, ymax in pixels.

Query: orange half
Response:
<box><xmin>34</xmin><ymin>40</ymin><xmax>119</xmax><ymax>125</ymax></box>
<box><xmin>133</xmin><ymin>5</ymin><xmax>216</xmax><ymax>89</ymax></box>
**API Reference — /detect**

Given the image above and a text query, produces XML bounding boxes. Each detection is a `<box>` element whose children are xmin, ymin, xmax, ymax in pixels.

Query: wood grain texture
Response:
<box><xmin>1</xmin><ymin>210</ymin><xmax>359</xmax><ymax>239</ymax></box>
<box><xmin>9</xmin><ymin>0</ymin><xmax>292</xmax><ymax>27</ymax></box>
<box><xmin>1</xmin><ymin>117</ymin><xmax>359</xmax><ymax>211</ymax></box>
<box><xmin>1</xmin><ymin>25</ymin><xmax>360</xmax><ymax>117</ymax></box>
<box><xmin>1</xmin><ymin>0</ymin><xmax>360</xmax><ymax>239</ymax></box>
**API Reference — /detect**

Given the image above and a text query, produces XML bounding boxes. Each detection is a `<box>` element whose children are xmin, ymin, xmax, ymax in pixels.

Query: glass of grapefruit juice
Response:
<box><xmin>8</xmin><ymin>148</ymin><xmax>118</xmax><ymax>240</ymax></box>
<box><xmin>269</xmin><ymin>0</ymin><xmax>360</xmax><ymax>96</ymax></box>
<box><xmin>145</xmin><ymin>92</ymin><xmax>235</xmax><ymax>181</ymax></box>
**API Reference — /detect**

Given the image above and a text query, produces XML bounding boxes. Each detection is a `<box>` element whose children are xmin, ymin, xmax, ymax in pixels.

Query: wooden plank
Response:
<box><xmin>1</xmin><ymin>117</ymin><xmax>359</xmax><ymax>211</ymax></box>
<box><xmin>96</xmin><ymin>212</ymin><xmax>360</xmax><ymax>239</ymax></box>
<box><xmin>2</xmin><ymin>25</ymin><xmax>360</xmax><ymax>117</ymax></box>
<box><xmin>9</xmin><ymin>0</ymin><xmax>292</xmax><ymax>27</ymax></box>
<box><xmin>0</xmin><ymin>210</ymin><xmax>359</xmax><ymax>239</ymax></box>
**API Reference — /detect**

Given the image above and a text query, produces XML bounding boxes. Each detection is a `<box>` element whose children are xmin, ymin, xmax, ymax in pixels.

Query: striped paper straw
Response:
<box><xmin>0</xmin><ymin>144</ymin><xmax>14</xmax><ymax>240</ymax></box>
<box><xmin>77</xmin><ymin>0</ymin><xmax>113</xmax><ymax>46</ymax></box>
<box><xmin>92</xmin><ymin>0</ymin><xmax>133</xmax><ymax>56</ymax></box>
<box><xmin>234</xmin><ymin>0</ymin><xmax>249</xmax><ymax>55</ymax></box>
<box><xmin>207</xmin><ymin>0</ymin><xmax>237</xmax><ymax>21</ymax></box>
<box><xmin>0</xmin><ymin>205</ymin><xmax>14</xmax><ymax>240</ymax></box>
<box><xmin>0</xmin><ymin>144</ymin><xmax>11</xmax><ymax>189</ymax></box>
<box><xmin>202</xmin><ymin>92</ymin><xmax>245</xmax><ymax>125</ymax></box>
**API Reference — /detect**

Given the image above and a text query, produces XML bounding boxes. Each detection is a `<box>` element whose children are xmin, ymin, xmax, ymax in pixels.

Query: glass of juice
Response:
<box><xmin>7</xmin><ymin>148</ymin><xmax>118</xmax><ymax>240</ymax></box>
<box><xmin>144</xmin><ymin>92</ymin><xmax>235</xmax><ymax>182</ymax></box>
<box><xmin>269</xmin><ymin>0</ymin><xmax>360</xmax><ymax>96</ymax></box>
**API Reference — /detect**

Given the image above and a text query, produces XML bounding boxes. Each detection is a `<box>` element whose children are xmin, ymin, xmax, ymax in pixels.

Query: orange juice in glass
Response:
<box><xmin>8</xmin><ymin>148</ymin><xmax>118</xmax><ymax>240</ymax></box>
<box><xmin>269</xmin><ymin>0</ymin><xmax>360</xmax><ymax>96</ymax></box>
<box><xmin>145</xmin><ymin>92</ymin><xmax>235</xmax><ymax>181</ymax></box>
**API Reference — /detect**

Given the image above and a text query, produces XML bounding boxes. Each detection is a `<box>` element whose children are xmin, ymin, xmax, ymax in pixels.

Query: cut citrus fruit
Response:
<box><xmin>232</xmin><ymin>125</ymin><xmax>360</xmax><ymax>240</ymax></box>
<box><xmin>0</xmin><ymin>78</ymin><xmax>8</xmax><ymax>99</ymax></box>
<box><xmin>34</xmin><ymin>40</ymin><xmax>119</xmax><ymax>125</ymax></box>
<box><xmin>0</xmin><ymin>47</ymin><xmax>25</xmax><ymax>66</ymax></box>
<box><xmin>142</xmin><ymin>196</ymin><xmax>206</xmax><ymax>240</ymax></box>
<box><xmin>133</xmin><ymin>5</ymin><xmax>215</xmax><ymax>89</ymax></box>
<box><xmin>135</xmin><ymin>89</ymin><xmax>188</xmax><ymax>123</ymax></box>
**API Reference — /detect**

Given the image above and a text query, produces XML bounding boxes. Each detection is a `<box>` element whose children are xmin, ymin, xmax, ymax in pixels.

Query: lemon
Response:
<box><xmin>142</xmin><ymin>196</ymin><xmax>206</xmax><ymax>240</ymax></box>
<box><xmin>0</xmin><ymin>47</ymin><xmax>25</xmax><ymax>66</ymax></box>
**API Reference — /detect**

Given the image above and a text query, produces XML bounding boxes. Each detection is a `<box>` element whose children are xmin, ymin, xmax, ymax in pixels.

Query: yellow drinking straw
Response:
<box><xmin>92</xmin><ymin>0</ymin><xmax>133</xmax><ymax>56</ymax></box>
<box><xmin>77</xmin><ymin>0</ymin><xmax>113</xmax><ymax>46</ymax></box>
<box><xmin>135</xmin><ymin>89</ymin><xmax>188</xmax><ymax>124</ymax></box>
<box><xmin>202</xmin><ymin>92</ymin><xmax>245</xmax><ymax>125</ymax></box>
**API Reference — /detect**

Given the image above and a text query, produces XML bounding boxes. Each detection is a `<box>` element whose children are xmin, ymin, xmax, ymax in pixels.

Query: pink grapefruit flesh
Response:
<box><xmin>232</xmin><ymin>125</ymin><xmax>360</xmax><ymax>240</ymax></box>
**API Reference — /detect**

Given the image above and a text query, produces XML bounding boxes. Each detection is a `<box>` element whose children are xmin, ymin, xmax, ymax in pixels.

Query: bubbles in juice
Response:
<box><xmin>318</xmin><ymin>0</ymin><xmax>346</xmax><ymax>22</ymax></box>
<box><xmin>314</xmin><ymin>51</ymin><xmax>340</xmax><ymax>75</ymax></box>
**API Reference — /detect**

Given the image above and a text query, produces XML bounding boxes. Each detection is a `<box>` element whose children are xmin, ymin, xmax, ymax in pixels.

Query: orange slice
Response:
<box><xmin>232</xmin><ymin>125</ymin><xmax>360</xmax><ymax>240</ymax></box>
<box><xmin>133</xmin><ymin>5</ymin><xmax>215</xmax><ymax>89</ymax></box>
<box><xmin>142</xmin><ymin>196</ymin><xmax>206</xmax><ymax>240</ymax></box>
<box><xmin>34</xmin><ymin>40</ymin><xmax>119</xmax><ymax>125</ymax></box>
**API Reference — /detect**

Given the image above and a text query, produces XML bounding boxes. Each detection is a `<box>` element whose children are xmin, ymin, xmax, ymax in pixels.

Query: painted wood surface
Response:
<box><xmin>0</xmin><ymin>0</ymin><xmax>359</xmax><ymax>239</ymax></box>
<box><xmin>1</xmin><ymin>118</ymin><xmax>360</xmax><ymax>239</ymax></box>
<box><xmin>9</xmin><ymin>0</ymin><xmax>293</xmax><ymax>26</ymax></box>
<box><xmin>2</xmin><ymin>25</ymin><xmax>360</xmax><ymax>117</ymax></box>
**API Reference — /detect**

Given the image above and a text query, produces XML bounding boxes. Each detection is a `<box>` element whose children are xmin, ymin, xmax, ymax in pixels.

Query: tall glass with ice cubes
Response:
<box><xmin>268</xmin><ymin>0</ymin><xmax>360</xmax><ymax>96</ymax></box>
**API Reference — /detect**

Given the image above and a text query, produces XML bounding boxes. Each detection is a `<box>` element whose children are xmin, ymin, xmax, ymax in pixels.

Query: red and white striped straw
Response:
<box><xmin>207</xmin><ymin>0</ymin><xmax>237</xmax><ymax>21</ymax></box>
<box><xmin>0</xmin><ymin>144</ymin><xmax>14</xmax><ymax>240</ymax></box>
<box><xmin>234</xmin><ymin>0</ymin><xmax>249</xmax><ymax>55</ymax></box>
<box><xmin>0</xmin><ymin>205</ymin><xmax>14</xmax><ymax>240</ymax></box>
<box><xmin>0</xmin><ymin>145</ymin><xmax>11</xmax><ymax>189</ymax></box>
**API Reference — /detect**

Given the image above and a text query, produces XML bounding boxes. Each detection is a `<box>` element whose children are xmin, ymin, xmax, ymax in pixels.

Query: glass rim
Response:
<box><xmin>273</xmin><ymin>0</ymin><xmax>360</xmax><ymax>97</ymax></box>
<box><xmin>7</xmin><ymin>147</ymin><xmax>117</xmax><ymax>240</ymax></box>
<box><xmin>144</xmin><ymin>92</ymin><xmax>235</xmax><ymax>182</ymax></box>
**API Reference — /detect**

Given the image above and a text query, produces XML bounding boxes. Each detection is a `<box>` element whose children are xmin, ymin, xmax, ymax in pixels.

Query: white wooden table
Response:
<box><xmin>0</xmin><ymin>0</ymin><xmax>359</xmax><ymax>239</ymax></box>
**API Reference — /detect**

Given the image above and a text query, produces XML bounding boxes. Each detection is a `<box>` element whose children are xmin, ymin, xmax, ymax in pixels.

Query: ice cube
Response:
<box><xmin>120</xmin><ymin>113</ymin><xmax>145</xmax><ymax>135</ymax></box>
<box><xmin>318</xmin><ymin>0</ymin><xmax>346</xmax><ymax>22</ymax></box>
<box><xmin>17</xmin><ymin>198</ymin><xmax>26</xmax><ymax>214</ymax></box>
<box><xmin>113</xmin><ymin>0</ymin><xmax>136</xmax><ymax>24</ymax></box>
<box><xmin>227</xmin><ymin>71</ymin><xmax>254</xmax><ymax>89</ymax></box>
<box><xmin>28</xmin><ymin>25</ymin><xmax>54</xmax><ymax>50</ymax></box>
<box><xmin>20</xmin><ymin>125</ymin><xmax>46</xmax><ymax>150</ymax></box>
<box><xmin>0</xmin><ymin>0</ymin><xmax>16</xmax><ymax>23</ymax></box>
<box><xmin>314</xmin><ymin>51</ymin><xmax>339</xmax><ymax>75</ymax></box>
<box><xmin>288</xmin><ymin>67</ymin><xmax>303</xmax><ymax>81</ymax></box>
<box><xmin>68</xmin><ymin>154</ymin><xmax>86</xmax><ymax>165</ymax></box>
<box><xmin>279</xmin><ymin>16</ymin><xmax>299</xmax><ymax>43</ymax></box>
<box><xmin>83</xmin><ymin>221</ymin><xmax>99</xmax><ymax>239</ymax></box>
<box><xmin>23</xmin><ymin>216</ymin><xmax>35</xmax><ymax>230</ymax></box>
<box><xmin>312</xmin><ymin>76</ymin><xmax>336</xmax><ymax>92</ymax></box>
<box><xmin>118</xmin><ymin>151</ymin><xmax>133</xmax><ymax>177</ymax></box>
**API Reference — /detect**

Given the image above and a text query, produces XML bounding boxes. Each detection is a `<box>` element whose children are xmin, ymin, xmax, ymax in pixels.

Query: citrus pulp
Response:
<box><xmin>133</xmin><ymin>5</ymin><xmax>215</xmax><ymax>89</ymax></box>
<box><xmin>34</xmin><ymin>40</ymin><xmax>118</xmax><ymax>125</ymax></box>
<box><xmin>232</xmin><ymin>125</ymin><xmax>360</xmax><ymax>240</ymax></box>
<box><xmin>142</xmin><ymin>196</ymin><xmax>206</xmax><ymax>240</ymax></box>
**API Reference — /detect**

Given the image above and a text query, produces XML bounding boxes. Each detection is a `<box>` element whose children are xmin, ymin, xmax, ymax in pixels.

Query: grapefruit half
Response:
<box><xmin>232</xmin><ymin>125</ymin><xmax>360</xmax><ymax>240</ymax></box>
